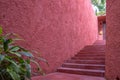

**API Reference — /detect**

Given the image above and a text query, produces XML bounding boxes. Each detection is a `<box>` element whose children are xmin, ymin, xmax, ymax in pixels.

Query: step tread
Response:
<box><xmin>82</xmin><ymin>50</ymin><xmax>105</xmax><ymax>51</ymax></box>
<box><xmin>73</xmin><ymin>57</ymin><xmax>105</xmax><ymax>58</ymax></box>
<box><xmin>71</xmin><ymin>57</ymin><xmax>105</xmax><ymax>60</ymax></box>
<box><xmin>66</xmin><ymin>60</ymin><xmax>105</xmax><ymax>64</ymax></box>
<box><xmin>58</xmin><ymin>67</ymin><xmax>105</xmax><ymax>73</ymax></box>
<box><xmin>63</xmin><ymin>63</ymin><xmax>105</xmax><ymax>67</ymax></box>
<box><xmin>85</xmin><ymin>45</ymin><xmax>105</xmax><ymax>47</ymax></box>
<box><xmin>78</xmin><ymin>51</ymin><xmax>105</xmax><ymax>53</ymax></box>
<box><xmin>67</xmin><ymin>60</ymin><xmax>105</xmax><ymax>62</ymax></box>
<box><xmin>76</xmin><ymin>55</ymin><xmax>105</xmax><ymax>57</ymax></box>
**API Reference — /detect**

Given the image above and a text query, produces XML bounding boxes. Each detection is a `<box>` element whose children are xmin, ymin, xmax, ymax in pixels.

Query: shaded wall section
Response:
<box><xmin>0</xmin><ymin>0</ymin><xmax>98</xmax><ymax>73</ymax></box>
<box><xmin>106</xmin><ymin>0</ymin><xmax>120</xmax><ymax>79</ymax></box>
<box><xmin>98</xmin><ymin>16</ymin><xmax>106</xmax><ymax>40</ymax></box>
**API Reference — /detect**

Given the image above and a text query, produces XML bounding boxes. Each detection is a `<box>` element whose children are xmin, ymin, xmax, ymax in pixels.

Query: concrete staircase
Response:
<box><xmin>57</xmin><ymin>40</ymin><xmax>105</xmax><ymax>77</ymax></box>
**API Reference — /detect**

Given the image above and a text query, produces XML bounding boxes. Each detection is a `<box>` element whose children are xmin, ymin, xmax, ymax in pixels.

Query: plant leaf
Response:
<box><xmin>0</xmin><ymin>27</ymin><xmax>2</xmax><ymax>35</ymax></box>
<box><xmin>3</xmin><ymin>39</ymin><xmax>13</xmax><ymax>52</ymax></box>
<box><xmin>26</xmin><ymin>59</ymin><xmax>30</xmax><ymax>64</ymax></box>
<box><xmin>4</xmin><ymin>57</ymin><xmax>20</xmax><ymax>72</ymax></box>
<box><xmin>30</xmin><ymin>59</ymin><xmax>45</xmax><ymax>75</ymax></box>
<box><xmin>7</xmin><ymin>68</ymin><xmax>20</xmax><ymax>80</ymax></box>
<box><xmin>36</xmin><ymin>57</ymin><xmax>49</xmax><ymax>66</ymax></box>
<box><xmin>25</xmin><ymin>63</ymin><xmax>31</xmax><ymax>79</ymax></box>
<box><xmin>13</xmin><ymin>38</ymin><xmax>24</xmax><ymax>41</ymax></box>
<box><xmin>9</xmin><ymin>51</ymin><xmax>21</xmax><ymax>57</ymax></box>
<box><xmin>19</xmin><ymin>51</ymin><xmax>33</xmax><ymax>57</ymax></box>
<box><xmin>0</xmin><ymin>54</ymin><xmax>5</xmax><ymax>62</ymax></box>
<box><xmin>30</xmin><ymin>59</ymin><xmax>41</xmax><ymax>71</ymax></box>
<box><xmin>10</xmin><ymin>46</ymin><xmax>20</xmax><ymax>52</ymax></box>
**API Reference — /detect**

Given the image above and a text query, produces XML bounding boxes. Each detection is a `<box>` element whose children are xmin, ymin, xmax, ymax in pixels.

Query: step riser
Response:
<box><xmin>62</xmin><ymin>65</ymin><xmax>105</xmax><ymax>70</ymax></box>
<box><xmin>94</xmin><ymin>44</ymin><xmax>105</xmax><ymax>45</ymax></box>
<box><xmin>75</xmin><ymin>55</ymin><xmax>105</xmax><ymax>58</ymax></box>
<box><xmin>76</xmin><ymin>55</ymin><xmax>105</xmax><ymax>57</ymax></box>
<box><xmin>82</xmin><ymin>49</ymin><xmax>105</xmax><ymax>51</ymax></box>
<box><xmin>80</xmin><ymin>50</ymin><xmax>105</xmax><ymax>52</ymax></box>
<box><xmin>83</xmin><ymin>48</ymin><xmax>105</xmax><ymax>49</ymax></box>
<box><xmin>71</xmin><ymin>57</ymin><xmax>105</xmax><ymax>60</ymax></box>
<box><xmin>84</xmin><ymin>46</ymin><xmax>105</xmax><ymax>48</ymax></box>
<box><xmin>72</xmin><ymin>57</ymin><xmax>105</xmax><ymax>59</ymax></box>
<box><xmin>57</xmin><ymin>69</ymin><xmax>104</xmax><ymax>77</ymax></box>
<box><xmin>66</xmin><ymin>61</ymin><xmax>105</xmax><ymax>64</ymax></box>
<box><xmin>76</xmin><ymin>53</ymin><xmax>105</xmax><ymax>56</ymax></box>
<box><xmin>84</xmin><ymin>46</ymin><xmax>105</xmax><ymax>47</ymax></box>
<box><xmin>84</xmin><ymin>45</ymin><xmax>105</xmax><ymax>47</ymax></box>
<box><xmin>77</xmin><ymin>52</ymin><xmax>105</xmax><ymax>54</ymax></box>
<box><xmin>79</xmin><ymin>52</ymin><xmax>105</xmax><ymax>53</ymax></box>
<box><xmin>82</xmin><ymin>50</ymin><xmax>105</xmax><ymax>51</ymax></box>
<box><xmin>78</xmin><ymin>52</ymin><xmax>105</xmax><ymax>54</ymax></box>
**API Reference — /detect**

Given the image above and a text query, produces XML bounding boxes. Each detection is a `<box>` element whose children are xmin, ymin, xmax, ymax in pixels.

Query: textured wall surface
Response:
<box><xmin>0</xmin><ymin>0</ymin><xmax>98</xmax><ymax>73</ymax></box>
<box><xmin>106</xmin><ymin>0</ymin><xmax>120</xmax><ymax>80</ymax></box>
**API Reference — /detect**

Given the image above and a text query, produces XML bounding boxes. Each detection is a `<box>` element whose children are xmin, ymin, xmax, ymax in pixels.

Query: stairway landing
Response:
<box><xmin>32</xmin><ymin>72</ymin><xmax>105</xmax><ymax>80</ymax></box>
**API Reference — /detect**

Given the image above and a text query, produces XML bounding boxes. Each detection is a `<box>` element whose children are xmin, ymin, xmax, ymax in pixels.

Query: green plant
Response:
<box><xmin>91</xmin><ymin>0</ymin><xmax>106</xmax><ymax>16</ymax></box>
<box><xmin>0</xmin><ymin>27</ymin><xmax>48</xmax><ymax>80</ymax></box>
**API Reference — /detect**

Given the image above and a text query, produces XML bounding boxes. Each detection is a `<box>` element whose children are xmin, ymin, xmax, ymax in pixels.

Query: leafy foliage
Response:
<box><xmin>0</xmin><ymin>27</ymin><xmax>48</xmax><ymax>80</ymax></box>
<box><xmin>91</xmin><ymin>0</ymin><xmax>106</xmax><ymax>16</ymax></box>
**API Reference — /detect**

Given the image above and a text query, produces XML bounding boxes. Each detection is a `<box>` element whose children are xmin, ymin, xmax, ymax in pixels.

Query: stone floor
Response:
<box><xmin>32</xmin><ymin>72</ymin><xmax>105</xmax><ymax>80</ymax></box>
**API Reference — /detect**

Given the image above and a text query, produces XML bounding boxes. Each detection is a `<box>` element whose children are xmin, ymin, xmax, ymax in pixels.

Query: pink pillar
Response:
<box><xmin>106</xmin><ymin>0</ymin><xmax>120</xmax><ymax>79</ymax></box>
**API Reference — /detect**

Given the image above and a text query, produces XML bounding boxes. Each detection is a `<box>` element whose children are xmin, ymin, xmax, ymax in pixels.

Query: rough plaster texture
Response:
<box><xmin>0</xmin><ymin>0</ymin><xmax>98</xmax><ymax>73</ymax></box>
<box><xmin>106</xmin><ymin>0</ymin><xmax>120</xmax><ymax>80</ymax></box>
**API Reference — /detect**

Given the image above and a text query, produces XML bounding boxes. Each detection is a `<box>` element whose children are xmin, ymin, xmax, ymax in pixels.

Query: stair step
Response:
<box><xmin>71</xmin><ymin>57</ymin><xmax>105</xmax><ymax>60</ymax></box>
<box><xmin>82</xmin><ymin>49</ymin><xmax>105</xmax><ymax>52</ymax></box>
<box><xmin>82</xmin><ymin>45</ymin><xmax>105</xmax><ymax>47</ymax></box>
<box><xmin>76</xmin><ymin>53</ymin><xmax>105</xmax><ymax>56</ymax></box>
<box><xmin>78</xmin><ymin>51</ymin><xmax>105</xmax><ymax>53</ymax></box>
<box><xmin>75</xmin><ymin>55</ymin><xmax>105</xmax><ymax>58</ymax></box>
<box><xmin>93</xmin><ymin>40</ymin><xmax>106</xmax><ymax>45</ymax></box>
<box><xmin>82</xmin><ymin>48</ymin><xmax>105</xmax><ymax>51</ymax></box>
<box><xmin>76</xmin><ymin>54</ymin><xmax>105</xmax><ymax>56</ymax></box>
<box><xmin>76</xmin><ymin>52</ymin><xmax>105</xmax><ymax>56</ymax></box>
<box><xmin>62</xmin><ymin>63</ymin><xmax>105</xmax><ymax>70</ymax></box>
<box><xmin>57</xmin><ymin>67</ymin><xmax>105</xmax><ymax>77</ymax></box>
<box><xmin>84</xmin><ymin>45</ymin><xmax>105</xmax><ymax>49</ymax></box>
<box><xmin>80</xmin><ymin>50</ymin><xmax>105</xmax><ymax>52</ymax></box>
<box><xmin>66</xmin><ymin>60</ymin><xmax>105</xmax><ymax>64</ymax></box>
<box><xmin>78</xmin><ymin>51</ymin><xmax>105</xmax><ymax>54</ymax></box>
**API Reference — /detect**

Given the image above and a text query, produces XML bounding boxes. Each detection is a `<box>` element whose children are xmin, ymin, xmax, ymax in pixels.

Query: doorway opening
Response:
<box><xmin>91</xmin><ymin>0</ymin><xmax>106</xmax><ymax>40</ymax></box>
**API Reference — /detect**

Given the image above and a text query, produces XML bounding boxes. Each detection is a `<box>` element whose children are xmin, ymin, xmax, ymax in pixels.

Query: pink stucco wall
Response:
<box><xmin>0</xmin><ymin>0</ymin><xmax>98</xmax><ymax>73</ymax></box>
<box><xmin>106</xmin><ymin>0</ymin><xmax>120</xmax><ymax>80</ymax></box>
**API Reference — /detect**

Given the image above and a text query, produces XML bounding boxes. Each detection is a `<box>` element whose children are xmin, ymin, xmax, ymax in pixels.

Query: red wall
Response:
<box><xmin>0</xmin><ymin>0</ymin><xmax>98</xmax><ymax>73</ymax></box>
<box><xmin>106</xmin><ymin>0</ymin><xmax>120</xmax><ymax>80</ymax></box>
